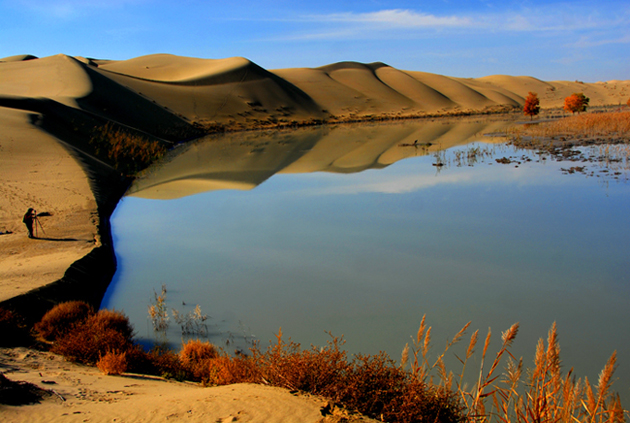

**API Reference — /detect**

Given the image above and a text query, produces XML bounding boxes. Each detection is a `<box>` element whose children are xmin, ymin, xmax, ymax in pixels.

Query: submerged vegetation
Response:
<box><xmin>15</xmin><ymin>301</ymin><xmax>626</xmax><ymax>423</ymax></box>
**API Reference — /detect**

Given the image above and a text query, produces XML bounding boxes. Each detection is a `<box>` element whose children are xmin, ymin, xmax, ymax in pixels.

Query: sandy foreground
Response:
<box><xmin>0</xmin><ymin>53</ymin><xmax>628</xmax><ymax>421</ymax></box>
<box><xmin>1</xmin><ymin>347</ymin><xmax>372</xmax><ymax>423</ymax></box>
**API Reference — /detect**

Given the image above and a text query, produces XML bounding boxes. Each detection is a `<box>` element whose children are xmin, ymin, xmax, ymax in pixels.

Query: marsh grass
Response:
<box><xmin>172</xmin><ymin>305</ymin><xmax>208</xmax><ymax>336</ymax></box>
<box><xmin>148</xmin><ymin>285</ymin><xmax>169</xmax><ymax>332</ymax></box>
<box><xmin>401</xmin><ymin>317</ymin><xmax>627</xmax><ymax>423</ymax></box>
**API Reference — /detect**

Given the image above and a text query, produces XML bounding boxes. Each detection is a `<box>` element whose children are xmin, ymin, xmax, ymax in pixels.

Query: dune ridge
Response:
<box><xmin>2</xmin><ymin>53</ymin><xmax>628</xmax><ymax>136</ymax></box>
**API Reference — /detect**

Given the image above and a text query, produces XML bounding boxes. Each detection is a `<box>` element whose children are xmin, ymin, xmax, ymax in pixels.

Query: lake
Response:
<box><xmin>101</xmin><ymin>118</ymin><xmax>630</xmax><ymax>397</ymax></box>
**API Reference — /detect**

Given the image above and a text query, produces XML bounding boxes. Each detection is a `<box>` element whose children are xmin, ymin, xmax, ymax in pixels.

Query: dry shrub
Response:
<box><xmin>178</xmin><ymin>339</ymin><xmax>219</xmax><ymax>381</ymax></box>
<box><xmin>252</xmin><ymin>330</ymin><xmax>348</xmax><ymax>394</ymax></box>
<box><xmin>203</xmin><ymin>355</ymin><xmax>259</xmax><ymax>386</ymax></box>
<box><xmin>97</xmin><ymin>351</ymin><xmax>128</xmax><ymax>375</ymax></box>
<box><xmin>179</xmin><ymin>339</ymin><xmax>218</xmax><ymax>367</ymax></box>
<box><xmin>51</xmin><ymin>309</ymin><xmax>134</xmax><ymax>365</ymax></box>
<box><xmin>34</xmin><ymin>301</ymin><xmax>94</xmax><ymax>342</ymax></box>
<box><xmin>147</xmin><ymin>345</ymin><xmax>189</xmax><ymax>381</ymax></box>
<box><xmin>250</xmin><ymin>329</ymin><xmax>463</xmax><ymax>423</ymax></box>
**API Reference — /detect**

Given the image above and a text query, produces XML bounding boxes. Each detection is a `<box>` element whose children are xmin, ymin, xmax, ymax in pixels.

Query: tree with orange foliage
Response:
<box><xmin>523</xmin><ymin>92</ymin><xmax>540</xmax><ymax>120</ymax></box>
<box><xmin>563</xmin><ymin>93</ymin><xmax>589</xmax><ymax>114</ymax></box>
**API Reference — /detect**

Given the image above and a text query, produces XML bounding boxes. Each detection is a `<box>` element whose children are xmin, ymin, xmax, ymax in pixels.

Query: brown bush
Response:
<box><xmin>147</xmin><ymin>345</ymin><xmax>189</xmax><ymax>381</ymax></box>
<box><xmin>51</xmin><ymin>310</ymin><xmax>134</xmax><ymax>365</ymax></box>
<box><xmin>249</xmin><ymin>330</ymin><xmax>463</xmax><ymax>423</ymax></box>
<box><xmin>97</xmin><ymin>351</ymin><xmax>128</xmax><ymax>375</ymax></box>
<box><xmin>179</xmin><ymin>340</ymin><xmax>219</xmax><ymax>381</ymax></box>
<box><xmin>204</xmin><ymin>355</ymin><xmax>259</xmax><ymax>386</ymax></box>
<box><xmin>34</xmin><ymin>301</ymin><xmax>94</xmax><ymax>342</ymax></box>
<box><xmin>179</xmin><ymin>339</ymin><xmax>218</xmax><ymax>367</ymax></box>
<box><xmin>89</xmin><ymin>309</ymin><xmax>135</xmax><ymax>340</ymax></box>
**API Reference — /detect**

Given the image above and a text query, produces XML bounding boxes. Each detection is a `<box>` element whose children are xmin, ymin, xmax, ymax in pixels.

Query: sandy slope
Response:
<box><xmin>1</xmin><ymin>347</ymin><xmax>373</xmax><ymax>423</ymax></box>
<box><xmin>0</xmin><ymin>52</ymin><xmax>628</xmax><ymax>421</ymax></box>
<box><xmin>0</xmin><ymin>107</ymin><xmax>98</xmax><ymax>302</ymax></box>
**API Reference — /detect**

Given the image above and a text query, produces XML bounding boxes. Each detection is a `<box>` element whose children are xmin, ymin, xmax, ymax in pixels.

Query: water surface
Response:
<box><xmin>102</xmin><ymin>119</ymin><xmax>630</xmax><ymax>397</ymax></box>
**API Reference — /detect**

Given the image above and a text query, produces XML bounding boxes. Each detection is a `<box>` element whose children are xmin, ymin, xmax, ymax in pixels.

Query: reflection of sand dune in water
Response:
<box><xmin>128</xmin><ymin>119</ymin><xmax>513</xmax><ymax>200</ymax></box>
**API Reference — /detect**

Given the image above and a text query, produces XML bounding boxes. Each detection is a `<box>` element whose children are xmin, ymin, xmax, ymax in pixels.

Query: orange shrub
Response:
<box><xmin>51</xmin><ymin>310</ymin><xmax>134</xmax><ymax>365</ymax></box>
<box><xmin>204</xmin><ymin>355</ymin><xmax>259</xmax><ymax>386</ymax></box>
<box><xmin>34</xmin><ymin>301</ymin><xmax>94</xmax><ymax>341</ymax></box>
<box><xmin>179</xmin><ymin>339</ymin><xmax>218</xmax><ymax>366</ymax></box>
<box><xmin>97</xmin><ymin>351</ymin><xmax>128</xmax><ymax>375</ymax></box>
<box><xmin>179</xmin><ymin>340</ymin><xmax>219</xmax><ymax>381</ymax></box>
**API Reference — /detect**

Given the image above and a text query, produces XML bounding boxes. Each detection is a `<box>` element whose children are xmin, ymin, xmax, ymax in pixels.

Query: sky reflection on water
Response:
<box><xmin>102</xmin><ymin>121</ymin><xmax>630</xmax><ymax>398</ymax></box>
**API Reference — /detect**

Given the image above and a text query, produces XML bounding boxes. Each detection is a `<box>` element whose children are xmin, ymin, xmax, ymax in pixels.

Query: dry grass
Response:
<box><xmin>34</xmin><ymin>304</ymin><xmax>627</xmax><ymax>423</ymax></box>
<box><xmin>97</xmin><ymin>351</ymin><xmax>128</xmax><ymax>375</ymax></box>
<box><xmin>510</xmin><ymin>111</ymin><xmax>630</xmax><ymax>146</ymax></box>
<box><xmin>247</xmin><ymin>329</ymin><xmax>463</xmax><ymax>423</ymax></box>
<box><xmin>403</xmin><ymin>316</ymin><xmax>628</xmax><ymax>423</ymax></box>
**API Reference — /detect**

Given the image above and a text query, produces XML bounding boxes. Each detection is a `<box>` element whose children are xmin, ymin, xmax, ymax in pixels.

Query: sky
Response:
<box><xmin>1</xmin><ymin>0</ymin><xmax>628</xmax><ymax>82</ymax></box>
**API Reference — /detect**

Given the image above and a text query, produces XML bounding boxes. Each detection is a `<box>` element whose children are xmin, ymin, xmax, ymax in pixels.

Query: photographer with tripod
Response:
<box><xmin>22</xmin><ymin>208</ymin><xmax>44</xmax><ymax>238</ymax></box>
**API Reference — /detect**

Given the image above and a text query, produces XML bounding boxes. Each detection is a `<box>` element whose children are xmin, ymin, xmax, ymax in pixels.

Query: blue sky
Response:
<box><xmin>1</xmin><ymin>0</ymin><xmax>628</xmax><ymax>81</ymax></box>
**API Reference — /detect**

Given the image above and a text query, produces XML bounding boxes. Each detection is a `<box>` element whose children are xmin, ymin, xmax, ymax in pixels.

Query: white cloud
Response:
<box><xmin>289</xmin><ymin>6</ymin><xmax>628</xmax><ymax>40</ymax></box>
<box><xmin>307</xmin><ymin>9</ymin><xmax>474</xmax><ymax>29</ymax></box>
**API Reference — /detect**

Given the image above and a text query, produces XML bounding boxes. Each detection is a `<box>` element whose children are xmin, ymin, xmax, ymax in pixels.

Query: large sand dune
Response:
<box><xmin>2</xmin><ymin>53</ymin><xmax>627</xmax><ymax>135</ymax></box>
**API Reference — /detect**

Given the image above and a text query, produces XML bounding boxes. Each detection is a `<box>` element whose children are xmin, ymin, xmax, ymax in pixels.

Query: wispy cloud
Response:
<box><xmin>304</xmin><ymin>9</ymin><xmax>474</xmax><ymax>29</ymax></box>
<box><xmin>570</xmin><ymin>34</ymin><xmax>630</xmax><ymax>48</ymax></box>
<box><xmin>282</xmin><ymin>7</ymin><xmax>628</xmax><ymax>41</ymax></box>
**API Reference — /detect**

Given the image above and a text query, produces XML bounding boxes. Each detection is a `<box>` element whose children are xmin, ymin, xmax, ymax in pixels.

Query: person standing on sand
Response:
<box><xmin>23</xmin><ymin>208</ymin><xmax>36</xmax><ymax>238</ymax></box>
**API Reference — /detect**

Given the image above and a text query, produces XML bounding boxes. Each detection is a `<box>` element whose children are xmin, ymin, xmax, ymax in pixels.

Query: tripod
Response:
<box><xmin>33</xmin><ymin>214</ymin><xmax>46</xmax><ymax>237</ymax></box>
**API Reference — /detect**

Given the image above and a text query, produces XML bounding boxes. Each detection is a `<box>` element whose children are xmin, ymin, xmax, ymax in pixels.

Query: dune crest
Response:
<box><xmin>1</xmin><ymin>53</ymin><xmax>628</xmax><ymax>135</ymax></box>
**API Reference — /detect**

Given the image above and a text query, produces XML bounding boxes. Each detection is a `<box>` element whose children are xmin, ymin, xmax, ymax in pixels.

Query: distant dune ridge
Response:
<box><xmin>1</xmin><ymin>53</ymin><xmax>628</xmax><ymax>135</ymax></box>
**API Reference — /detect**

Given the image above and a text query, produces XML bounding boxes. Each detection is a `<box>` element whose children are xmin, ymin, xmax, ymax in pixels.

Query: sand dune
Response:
<box><xmin>1</xmin><ymin>53</ymin><xmax>628</xmax><ymax>135</ymax></box>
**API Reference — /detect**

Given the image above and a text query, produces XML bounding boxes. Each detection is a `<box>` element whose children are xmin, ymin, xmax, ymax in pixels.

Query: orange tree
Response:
<box><xmin>563</xmin><ymin>92</ymin><xmax>589</xmax><ymax>114</ymax></box>
<box><xmin>523</xmin><ymin>92</ymin><xmax>540</xmax><ymax>120</ymax></box>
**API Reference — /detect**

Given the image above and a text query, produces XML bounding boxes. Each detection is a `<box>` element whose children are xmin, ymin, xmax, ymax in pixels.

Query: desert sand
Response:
<box><xmin>1</xmin><ymin>52</ymin><xmax>628</xmax><ymax>420</ymax></box>
<box><xmin>1</xmin><ymin>347</ymin><xmax>373</xmax><ymax>422</ymax></box>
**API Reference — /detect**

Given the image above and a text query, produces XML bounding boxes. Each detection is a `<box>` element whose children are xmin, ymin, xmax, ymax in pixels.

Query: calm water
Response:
<box><xmin>102</xmin><ymin>119</ymin><xmax>630</xmax><ymax>397</ymax></box>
